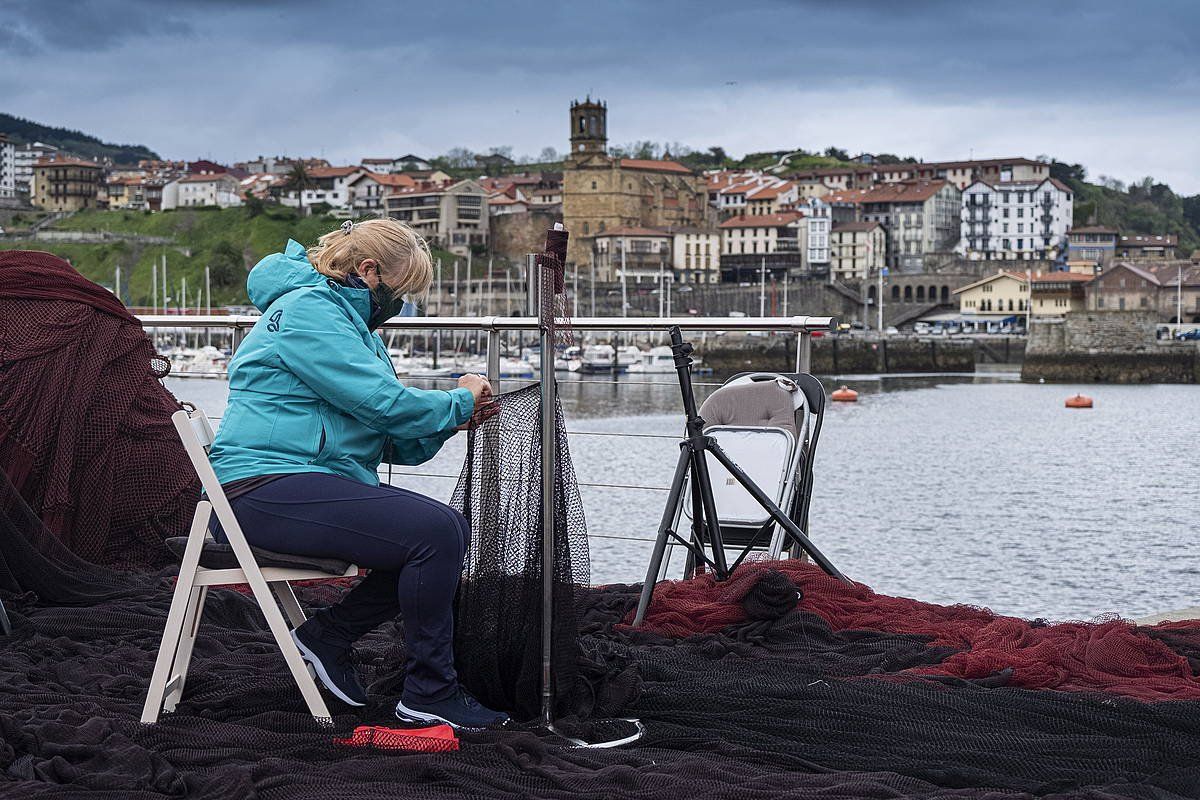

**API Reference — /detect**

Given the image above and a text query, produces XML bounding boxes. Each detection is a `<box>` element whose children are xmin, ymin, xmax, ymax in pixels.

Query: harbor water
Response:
<box><xmin>166</xmin><ymin>372</ymin><xmax>1199</xmax><ymax>621</ymax></box>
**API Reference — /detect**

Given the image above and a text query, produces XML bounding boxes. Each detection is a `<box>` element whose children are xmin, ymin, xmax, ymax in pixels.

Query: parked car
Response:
<box><xmin>850</xmin><ymin>321</ymin><xmax>866</xmax><ymax>330</ymax></box>
<box><xmin>885</xmin><ymin>326</ymin><xmax>899</xmax><ymax>336</ymax></box>
<box><xmin>913</xmin><ymin>322</ymin><xmax>932</xmax><ymax>335</ymax></box>
<box><xmin>1176</xmin><ymin>328</ymin><xmax>1200</xmax><ymax>341</ymax></box>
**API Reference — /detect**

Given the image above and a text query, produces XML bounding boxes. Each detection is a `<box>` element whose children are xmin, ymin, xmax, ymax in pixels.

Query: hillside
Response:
<box><xmin>0</xmin><ymin>112</ymin><xmax>159</xmax><ymax>164</ymax></box>
<box><xmin>0</xmin><ymin>207</ymin><xmax>463</xmax><ymax>308</ymax></box>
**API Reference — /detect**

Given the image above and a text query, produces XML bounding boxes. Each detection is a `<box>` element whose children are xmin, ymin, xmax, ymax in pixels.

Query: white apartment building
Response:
<box><xmin>805</xmin><ymin>198</ymin><xmax>831</xmax><ymax>271</ymax></box>
<box><xmin>13</xmin><ymin>141</ymin><xmax>57</xmax><ymax>193</ymax></box>
<box><xmin>671</xmin><ymin>227</ymin><xmax>721</xmax><ymax>284</ymax></box>
<box><xmin>959</xmin><ymin>178</ymin><xmax>1073</xmax><ymax>261</ymax></box>
<box><xmin>162</xmin><ymin>173</ymin><xmax>244</xmax><ymax>209</ymax></box>
<box><xmin>0</xmin><ymin>134</ymin><xmax>14</xmax><ymax>199</ymax></box>
<box><xmin>384</xmin><ymin>179</ymin><xmax>489</xmax><ymax>256</ymax></box>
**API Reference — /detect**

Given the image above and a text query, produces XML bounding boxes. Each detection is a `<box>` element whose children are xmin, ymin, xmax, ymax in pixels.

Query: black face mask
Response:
<box><xmin>344</xmin><ymin>273</ymin><xmax>405</xmax><ymax>330</ymax></box>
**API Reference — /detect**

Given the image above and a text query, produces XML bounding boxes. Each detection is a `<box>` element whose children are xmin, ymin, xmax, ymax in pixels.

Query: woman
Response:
<box><xmin>207</xmin><ymin>219</ymin><xmax>507</xmax><ymax>729</ymax></box>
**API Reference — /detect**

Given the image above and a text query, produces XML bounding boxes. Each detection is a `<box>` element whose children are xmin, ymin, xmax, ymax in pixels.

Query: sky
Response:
<box><xmin>2</xmin><ymin>0</ymin><xmax>1199</xmax><ymax>192</ymax></box>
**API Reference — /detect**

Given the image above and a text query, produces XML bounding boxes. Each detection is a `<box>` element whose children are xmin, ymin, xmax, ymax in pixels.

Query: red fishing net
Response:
<box><xmin>0</xmin><ymin>250</ymin><xmax>197</xmax><ymax>576</ymax></box>
<box><xmin>627</xmin><ymin>560</ymin><xmax>1200</xmax><ymax>701</ymax></box>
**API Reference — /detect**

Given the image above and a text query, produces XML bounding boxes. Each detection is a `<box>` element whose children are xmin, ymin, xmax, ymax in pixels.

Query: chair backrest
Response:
<box><xmin>171</xmin><ymin>406</ymin><xmax>254</xmax><ymax>554</ymax></box>
<box><xmin>724</xmin><ymin>372</ymin><xmax>826</xmax><ymax>537</ymax></box>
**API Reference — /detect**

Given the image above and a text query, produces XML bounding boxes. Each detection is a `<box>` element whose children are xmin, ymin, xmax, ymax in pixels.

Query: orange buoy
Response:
<box><xmin>831</xmin><ymin>385</ymin><xmax>858</xmax><ymax>402</ymax></box>
<box><xmin>1065</xmin><ymin>394</ymin><xmax>1093</xmax><ymax>409</ymax></box>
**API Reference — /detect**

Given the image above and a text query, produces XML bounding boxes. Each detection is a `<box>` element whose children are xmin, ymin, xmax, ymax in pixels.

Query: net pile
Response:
<box><xmin>451</xmin><ymin>384</ymin><xmax>589</xmax><ymax>721</ymax></box>
<box><xmin>0</xmin><ymin>250</ymin><xmax>197</xmax><ymax>577</ymax></box>
<box><xmin>2</xmin><ymin>251</ymin><xmax>1200</xmax><ymax>795</ymax></box>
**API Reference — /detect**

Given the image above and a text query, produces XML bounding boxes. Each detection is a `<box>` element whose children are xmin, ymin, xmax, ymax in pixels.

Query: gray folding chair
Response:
<box><xmin>141</xmin><ymin>405</ymin><xmax>358</xmax><ymax>724</ymax></box>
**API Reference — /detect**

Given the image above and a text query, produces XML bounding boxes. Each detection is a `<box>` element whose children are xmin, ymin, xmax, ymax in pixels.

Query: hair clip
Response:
<box><xmin>341</xmin><ymin>220</ymin><xmax>355</xmax><ymax>235</ymax></box>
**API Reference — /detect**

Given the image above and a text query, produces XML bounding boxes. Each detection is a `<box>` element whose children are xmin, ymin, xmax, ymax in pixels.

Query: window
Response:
<box><xmin>1017</xmin><ymin>239</ymin><xmax>1024</xmax><ymax>250</ymax></box>
<box><xmin>1098</xmin><ymin>296</ymin><xmax>1105</xmax><ymax>308</ymax></box>
<box><xmin>1003</xmin><ymin>239</ymin><xmax>1011</xmax><ymax>250</ymax></box>
<box><xmin>1017</xmin><ymin>224</ymin><xmax>1024</xmax><ymax>233</ymax></box>
<box><xmin>1003</xmin><ymin>224</ymin><xmax>1009</xmax><ymax>233</ymax></box>
<box><xmin>1017</xmin><ymin>208</ymin><xmax>1024</xmax><ymax>218</ymax></box>
<box><xmin>1003</xmin><ymin>208</ymin><xmax>1009</xmax><ymax>218</ymax></box>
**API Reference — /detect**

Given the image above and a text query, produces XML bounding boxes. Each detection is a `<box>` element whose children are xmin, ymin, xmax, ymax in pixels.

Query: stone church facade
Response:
<box><xmin>562</xmin><ymin>98</ymin><xmax>711</xmax><ymax>267</ymax></box>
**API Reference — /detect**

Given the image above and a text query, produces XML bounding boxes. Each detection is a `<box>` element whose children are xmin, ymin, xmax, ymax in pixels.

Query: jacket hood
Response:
<box><xmin>247</xmin><ymin>239</ymin><xmax>372</xmax><ymax>323</ymax></box>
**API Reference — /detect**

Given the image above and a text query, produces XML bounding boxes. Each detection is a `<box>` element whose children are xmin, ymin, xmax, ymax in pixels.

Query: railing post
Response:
<box><xmin>795</xmin><ymin>330</ymin><xmax>812</xmax><ymax>373</ymax></box>
<box><xmin>486</xmin><ymin>322</ymin><xmax>501</xmax><ymax>392</ymax></box>
<box><xmin>230</xmin><ymin>321</ymin><xmax>247</xmax><ymax>356</ymax></box>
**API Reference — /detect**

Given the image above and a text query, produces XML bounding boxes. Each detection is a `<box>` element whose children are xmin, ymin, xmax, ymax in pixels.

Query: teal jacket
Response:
<box><xmin>208</xmin><ymin>239</ymin><xmax>475</xmax><ymax>487</ymax></box>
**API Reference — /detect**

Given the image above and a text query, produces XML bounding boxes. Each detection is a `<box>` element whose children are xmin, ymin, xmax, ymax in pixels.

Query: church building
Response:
<box><xmin>562</xmin><ymin>98</ymin><xmax>711</xmax><ymax>267</ymax></box>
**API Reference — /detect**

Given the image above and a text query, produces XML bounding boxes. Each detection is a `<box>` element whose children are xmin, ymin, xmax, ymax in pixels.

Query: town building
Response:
<box><xmin>162</xmin><ymin>173</ymin><xmax>244</xmax><ymax>209</ymax></box>
<box><xmin>1066</xmin><ymin>226</ymin><xmax>1119</xmax><ymax>270</ymax></box>
<box><xmin>906</xmin><ymin>158</ymin><xmax>1050</xmax><ymax>189</ymax></box>
<box><xmin>1116</xmin><ymin>233</ymin><xmax>1177</xmax><ymax>260</ymax></box>
<box><xmin>106</xmin><ymin>176</ymin><xmax>146</xmax><ymax>210</ymax></box>
<box><xmin>278</xmin><ymin>166</ymin><xmax>365</xmax><ymax>211</ymax></box>
<box><xmin>669</xmin><ymin>227</ymin><xmax>721</xmax><ymax>284</ymax></box>
<box><xmin>384</xmin><ymin>178</ymin><xmax>489</xmax><ymax>256</ymax></box>
<box><xmin>718</xmin><ymin>212</ymin><xmax>805</xmax><ymax>282</ymax></box>
<box><xmin>958</xmin><ymin>178</ymin><xmax>1073</xmax><ymax>261</ymax></box>
<box><xmin>235</xmin><ymin>156</ymin><xmax>330</xmax><ymax>176</ymax></box>
<box><xmin>14</xmin><ymin>142</ymin><xmax>58</xmax><ymax>193</ymax></box>
<box><xmin>830</xmin><ymin>221</ymin><xmax>885</xmax><ymax>281</ymax></box>
<box><xmin>855</xmin><ymin>180</ymin><xmax>961</xmax><ymax>271</ymax></box>
<box><xmin>1029</xmin><ymin>271</ymin><xmax>1093</xmax><ymax>316</ymax></box>
<box><xmin>592</xmin><ymin>226</ymin><xmax>674</xmax><ymax>283</ymax></box>
<box><xmin>562</xmin><ymin>98</ymin><xmax>710</xmax><ymax>266</ymax></box>
<box><xmin>953</xmin><ymin>271</ymin><xmax>1030</xmax><ymax>323</ymax></box>
<box><xmin>1085</xmin><ymin>262</ymin><xmax>1162</xmax><ymax>312</ymax></box>
<box><xmin>31</xmin><ymin>156</ymin><xmax>103</xmax><ymax>211</ymax></box>
<box><xmin>805</xmin><ymin>199</ymin><xmax>831</xmax><ymax>273</ymax></box>
<box><xmin>1158</xmin><ymin>262</ymin><xmax>1200</xmax><ymax>323</ymax></box>
<box><xmin>0</xmin><ymin>134</ymin><xmax>14</xmax><ymax>200</ymax></box>
<box><xmin>347</xmin><ymin>171</ymin><xmax>418</xmax><ymax>213</ymax></box>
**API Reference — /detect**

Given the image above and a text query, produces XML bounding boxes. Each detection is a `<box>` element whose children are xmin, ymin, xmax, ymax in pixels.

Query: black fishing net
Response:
<box><xmin>4</xmin><ymin>247</ymin><xmax>1200</xmax><ymax>797</ymax></box>
<box><xmin>450</xmin><ymin>384</ymin><xmax>589</xmax><ymax>722</ymax></box>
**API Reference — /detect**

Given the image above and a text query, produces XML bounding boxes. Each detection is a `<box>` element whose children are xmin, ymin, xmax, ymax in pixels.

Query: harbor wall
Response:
<box><xmin>1022</xmin><ymin>311</ymin><xmax>1199</xmax><ymax>383</ymax></box>
<box><xmin>697</xmin><ymin>336</ymin><xmax>976</xmax><ymax>376</ymax></box>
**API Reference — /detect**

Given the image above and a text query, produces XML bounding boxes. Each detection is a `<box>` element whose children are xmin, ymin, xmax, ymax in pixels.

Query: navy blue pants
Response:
<box><xmin>214</xmin><ymin>473</ymin><xmax>470</xmax><ymax>703</ymax></box>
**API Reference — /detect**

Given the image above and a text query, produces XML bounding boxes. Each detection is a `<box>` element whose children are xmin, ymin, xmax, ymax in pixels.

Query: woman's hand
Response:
<box><xmin>457</xmin><ymin>373</ymin><xmax>491</xmax><ymax>406</ymax></box>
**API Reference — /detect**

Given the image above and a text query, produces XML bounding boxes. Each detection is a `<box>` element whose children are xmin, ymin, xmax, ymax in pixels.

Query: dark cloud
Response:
<box><xmin>0</xmin><ymin>0</ymin><xmax>1197</xmax><ymax>190</ymax></box>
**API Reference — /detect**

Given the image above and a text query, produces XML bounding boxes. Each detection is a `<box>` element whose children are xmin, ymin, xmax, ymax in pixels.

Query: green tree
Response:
<box><xmin>243</xmin><ymin>193</ymin><xmax>265</xmax><ymax>219</ymax></box>
<box><xmin>285</xmin><ymin>163</ymin><xmax>315</xmax><ymax>217</ymax></box>
<box><xmin>209</xmin><ymin>240</ymin><xmax>244</xmax><ymax>288</ymax></box>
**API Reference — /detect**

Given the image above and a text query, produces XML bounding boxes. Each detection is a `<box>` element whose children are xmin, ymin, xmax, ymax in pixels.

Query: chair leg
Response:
<box><xmin>251</xmin><ymin>581</ymin><xmax>333</xmax><ymax>722</ymax></box>
<box><xmin>270</xmin><ymin>581</ymin><xmax>307</xmax><ymax>629</ymax></box>
<box><xmin>163</xmin><ymin>586</ymin><xmax>207</xmax><ymax>713</ymax></box>
<box><xmin>141</xmin><ymin>504</ymin><xmax>210</xmax><ymax>724</ymax></box>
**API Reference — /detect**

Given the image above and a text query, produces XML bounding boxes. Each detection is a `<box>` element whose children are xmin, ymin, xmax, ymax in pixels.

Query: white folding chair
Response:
<box><xmin>141</xmin><ymin>404</ymin><xmax>358</xmax><ymax>724</ymax></box>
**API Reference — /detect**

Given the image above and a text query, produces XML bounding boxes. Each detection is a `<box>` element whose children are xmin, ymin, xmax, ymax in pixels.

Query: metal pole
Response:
<box><xmin>152</xmin><ymin>259</ymin><xmax>158</xmax><ymax>314</ymax></box>
<box><xmin>486</xmin><ymin>326</ymin><xmax>501</xmax><ymax>393</ymax></box>
<box><xmin>782</xmin><ymin>270</ymin><xmax>789</xmax><ymax>317</ymax></box>
<box><xmin>1178</xmin><ymin>265</ymin><xmax>1183</xmax><ymax>329</ymax></box>
<box><xmin>436</xmin><ymin>258</ymin><xmax>442</xmax><ymax>317</ymax></box>
<box><xmin>759</xmin><ymin>257</ymin><xmax>766</xmax><ymax>316</ymax></box>
<box><xmin>795</xmin><ymin>329</ymin><xmax>812</xmax><ymax>373</ymax></box>
<box><xmin>205</xmin><ymin>265</ymin><xmax>211</xmax><ymax>347</ymax></box>
<box><xmin>878</xmin><ymin>267</ymin><xmax>885</xmax><ymax>331</ymax></box>
<box><xmin>536</xmin><ymin>260</ymin><xmax>557</xmax><ymax>727</ymax></box>
<box><xmin>590</xmin><ymin>249</ymin><xmax>596</xmax><ymax>317</ymax></box>
<box><xmin>620</xmin><ymin>237</ymin><xmax>628</xmax><ymax>317</ymax></box>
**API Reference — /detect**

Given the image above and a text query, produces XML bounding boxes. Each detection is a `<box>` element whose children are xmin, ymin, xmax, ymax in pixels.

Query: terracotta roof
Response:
<box><xmin>719</xmin><ymin>212</ymin><xmax>804</xmax><ymax>229</ymax></box>
<box><xmin>618</xmin><ymin>158</ymin><xmax>693</xmax><ymax>175</ymax></box>
<box><xmin>361</xmin><ymin>158</ymin><xmax>394</xmax><ymax>164</ymax></box>
<box><xmin>858</xmin><ymin>180</ymin><xmax>951</xmax><ymax>204</ymax></box>
<box><xmin>352</xmin><ymin>171</ymin><xmax>417</xmax><ymax>188</ymax></box>
<box><xmin>593</xmin><ymin>226</ymin><xmax>673</xmax><ymax>238</ymax></box>
<box><xmin>920</xmin><ymin>157</ymin><xmax>1045</xmax><ymax>171</ymax></box>
<box><xmin>832</xmin><ymin>221</ymin><xmax>882</xmax><ymax>233</ymax></box>
<box><xmin>307</xmin><ymin>166</ymin><xmax>363</xmax><ymax>178</ymax></box>
<box><xmin>1102</xmin><ymin>261</ymin><xmax>1162</xmax><ymax>285</ymax></box>
<box><xmin>35</xmin><ymin>156</ymin><xmax>100</xmax><ymax>169</ymax></box>
<box><xmin>1070</xmin><ymin>226</ymin><xmax>1118</xmax><ymax>235</ymax></box>
<box><xmin>820</xmin><ymin>188</ymin><xmax>873</xmax><ymax>205</ymax></box>
<box><xmin>745</xmin><ymin>181</ymin><xmax>795</xmax><ymax>200</ymax></box>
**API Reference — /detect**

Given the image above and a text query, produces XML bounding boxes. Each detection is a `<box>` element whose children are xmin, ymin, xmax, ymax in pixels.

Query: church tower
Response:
<box><xmin>569</xmin><ymin>97</ymin><xmax>607</xmax><ymax>157</ymax></box>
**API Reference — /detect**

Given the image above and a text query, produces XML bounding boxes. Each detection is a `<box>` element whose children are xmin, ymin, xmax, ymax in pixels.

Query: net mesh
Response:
<box><xmin>0</xmin><ymin>252</ymin><xmax>198</xmax><ymax>576</ymax></box>
<box><xmin>3</xmin><ymin>252</ymin><xmax>1200</xmax><ymax>797</ymax></box>
<box><xmin>451</xmin><ymin>384</ymin><xmax>589</xmax><ymax>721</ymax></box>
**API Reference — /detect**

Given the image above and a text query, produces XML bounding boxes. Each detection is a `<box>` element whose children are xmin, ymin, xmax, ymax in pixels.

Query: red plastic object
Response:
<box><xmin>334</xmin><ymin>724</ymin><xmax>459</xmax><ymax>752</ymax></box>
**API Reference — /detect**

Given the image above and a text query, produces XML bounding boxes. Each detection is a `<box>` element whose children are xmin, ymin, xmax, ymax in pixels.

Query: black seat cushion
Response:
<box><xmin>164</xmin><ymin>537</ymin><xmax>352</xmax><ymax>576</ymax></box>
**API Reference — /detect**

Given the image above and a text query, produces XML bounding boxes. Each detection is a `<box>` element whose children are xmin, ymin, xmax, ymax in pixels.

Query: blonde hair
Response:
<box><xmin>307</xmin><ymin>218</ymin><xmax>433</xmax><ymax>300</ymax></box>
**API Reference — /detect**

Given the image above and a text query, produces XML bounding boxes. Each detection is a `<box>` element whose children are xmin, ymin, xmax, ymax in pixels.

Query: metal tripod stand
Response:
<box><xmin>632</xmin><ymin>326</ymin><xmax>849</xmax><ymax>626</ymax></box>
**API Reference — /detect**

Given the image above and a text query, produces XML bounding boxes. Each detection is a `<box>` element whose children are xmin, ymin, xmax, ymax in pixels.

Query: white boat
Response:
<box><xmin>616</xmin><ymin>345</ymin><xmax>641</xmax><ymax>372</ymax></box>
<box><xmin>554</xmin><ymin>346</ymin><xmax>582</xmax><ymax>372</ymax></box>
<box><xmin>626</xmin><ymin>346</ymin><xmax>677</xmax><ymax>373</ymax></box>
<box><xmin>168</xmin><ymin>346</ymin><xmax>228</xmax><ymax>378</ymax></box>
<box><xmin>578</xmin><ymin>344</ymin><xmax>615</xmax><ymax>374</ymax></box>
